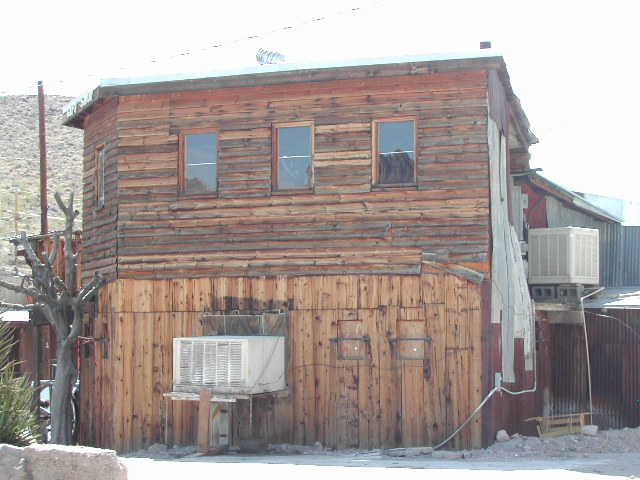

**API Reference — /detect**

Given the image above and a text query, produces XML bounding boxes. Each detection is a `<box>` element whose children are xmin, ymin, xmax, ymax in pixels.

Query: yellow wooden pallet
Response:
<box><xmin>525</xmin><ymin>413</ymin><xmax>592</xmax><ymax>438</ymax></box>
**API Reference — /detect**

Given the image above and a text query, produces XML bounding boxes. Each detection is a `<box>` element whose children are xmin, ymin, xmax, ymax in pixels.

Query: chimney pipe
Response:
<box><xmin>480</xmin><ymin>41</ymin><xmax>492</xmax><ymax>49</ymax></box>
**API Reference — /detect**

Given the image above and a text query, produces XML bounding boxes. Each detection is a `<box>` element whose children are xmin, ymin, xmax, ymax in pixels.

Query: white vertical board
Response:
<box><xmin>488</xmin><ymin>118</ymin><xmax>535</xmax><ymax>382</ymax></box>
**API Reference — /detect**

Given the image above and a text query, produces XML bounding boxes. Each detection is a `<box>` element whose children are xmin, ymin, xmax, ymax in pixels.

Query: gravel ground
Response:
<box><xmin>120</xmin><ymin>426</ymin><xmax>640</xmax><ymax>478</ymax></box>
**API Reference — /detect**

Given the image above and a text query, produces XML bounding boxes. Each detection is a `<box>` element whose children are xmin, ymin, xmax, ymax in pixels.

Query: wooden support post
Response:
<box><xmin>197</xmin><ymin>388</ymin><xmax>211</xmax><ymax>453</ymax></box>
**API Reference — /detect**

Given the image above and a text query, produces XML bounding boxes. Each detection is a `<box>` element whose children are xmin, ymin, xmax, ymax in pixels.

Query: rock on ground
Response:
<box><xmin>0</xmin><ymin>444</ymin><xmax>29</xmax><ymax>480</ymax></box>
<box><xmin>267</xmin><ymin>443</ymin><xmax>324</xmax><ymax>455</ymax></box>
<box><xmin>147</xmin><ymin>443</ymin><xmax>167</xmax><ymax>453</ymax></box>
<box><xmin>432</xmin><ymin>450</ymin><xmax>465</xmax><ymax>460</ymax></box>
<box><xmin>0</xmin><ymin>444</ymin><xmax>128</xmax><ymax>480</ymax></box>
<box><xmin>387</xmin><ymin>447</ymin><xmax>433</xmax><ymax>457</ymax></box>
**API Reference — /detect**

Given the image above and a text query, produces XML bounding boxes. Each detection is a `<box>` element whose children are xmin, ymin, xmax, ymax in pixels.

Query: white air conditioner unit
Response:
<box><xmin>172</xmin><ymin>336</ymin><xmax>285</xmax><ymax>395</ymax></box>
<box><xmin>528</xmin><ymin>227</ymin><xmax>599</xmax><ymax>285</ymax></box>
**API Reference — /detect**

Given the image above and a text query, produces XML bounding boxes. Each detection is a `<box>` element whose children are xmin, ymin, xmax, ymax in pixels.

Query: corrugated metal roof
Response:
<box><xmin>535</xmin><ymin>178</ymin><xmax>640</xmax><ymax>287</ymax></box>
<box><xmin>584</xmin><ymin>287</ymin><xmax>640</xmax><ymax>309</ymax></box>
<box><xmin>530</xmin><ymin>173</ymin><xmax>623</xmax><ymax>224</ymax></box>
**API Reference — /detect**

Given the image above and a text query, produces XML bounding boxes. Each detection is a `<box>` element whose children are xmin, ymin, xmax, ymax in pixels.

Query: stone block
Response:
<box><xmin>581</xmin><ymin>425</ymin><xmax>598</xmax><ymax>436</ymax></box>
<box><xmin>0</xmin><ymin>444</ymin><xmax>29</xmax><ymax>480</ymax></box>
<box><xmin>24</xmin><ymin>444</ymin><xmax>127</xmax><ymax>480</ymax></box>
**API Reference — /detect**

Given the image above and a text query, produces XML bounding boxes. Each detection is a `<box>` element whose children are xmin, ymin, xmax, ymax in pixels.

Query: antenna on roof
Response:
<box><xmin>256</xmin><ymin>48</ymin><xmax>286</xmax><ymax>65</ymax></box>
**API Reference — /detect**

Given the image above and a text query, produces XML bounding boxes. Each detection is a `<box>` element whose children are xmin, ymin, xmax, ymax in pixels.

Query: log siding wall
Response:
<box><xmin>80</xmin><ymin>270</ymin><xmax>484</xmax><ymax>453</ymax></box>
<box><xmin>82</xmin><ymin>97</ymin><xmax>119</xmax><ymax>278</ymax></box>
<box><xmin>81</xmin><ymin>71</ymin><xmax>492</xmax><ymax>282</ymax></box>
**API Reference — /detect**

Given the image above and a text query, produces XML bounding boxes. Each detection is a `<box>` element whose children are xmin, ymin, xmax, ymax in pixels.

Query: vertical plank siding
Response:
<box><xmin>80</xmin><ymin>271</ymin><xmax>484</xmax><ymax>452</ymax></box>
<box><xmin>547</xmin><ymin>310</ymin><xmax>640</xmax><ymax>430</ymax></box>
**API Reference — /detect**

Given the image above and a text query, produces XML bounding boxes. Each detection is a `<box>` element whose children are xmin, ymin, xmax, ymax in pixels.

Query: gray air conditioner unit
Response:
<box><xmin>528</xmin><ymin>227</ymin><xmax>599</xmax><ymax>285</ymax></box>
<box><xmin>172</xmin><ymin>336</ymin><xmax>285</xmax><ymax>395</ymax></box>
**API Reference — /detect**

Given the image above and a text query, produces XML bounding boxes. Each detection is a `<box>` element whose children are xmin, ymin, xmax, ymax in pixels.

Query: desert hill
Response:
<box><xmin>0</xmin><ymin>95</ymin><xmax>83</xmax><ymax>268</ymax></box>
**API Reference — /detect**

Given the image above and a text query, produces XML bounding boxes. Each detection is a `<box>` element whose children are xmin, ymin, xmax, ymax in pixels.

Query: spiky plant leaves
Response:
<box><xmin>0</xmin><ymin>317</ymin><xmax>40</xmax><ymax>446</ymax></box>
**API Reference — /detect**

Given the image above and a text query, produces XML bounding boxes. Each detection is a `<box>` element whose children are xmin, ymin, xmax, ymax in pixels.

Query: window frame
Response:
<box><xmin>372</xmin><ymin>117</ymin><xmax>418</xmax><ymax>188</ymax></box>
<box><xmin>94</xmin><ymin>144</ymin><xmax>105</xmax><ymax>208</ymax></box>
<box><xmin>178</xmin><ymin>129</ymin><xmax>220</xmax><ymax>196</ymax></box>
<box><xmin>272</xmin><ymin>122</ymin><xmax>314</xmax><ymax>193</ymax></box>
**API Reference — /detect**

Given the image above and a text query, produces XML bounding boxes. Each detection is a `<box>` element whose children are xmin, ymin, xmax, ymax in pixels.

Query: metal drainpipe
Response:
<box><xmin>580</xmin><ymin>287</ymin><xmax>604</xmax><ymax>416</ymax></box>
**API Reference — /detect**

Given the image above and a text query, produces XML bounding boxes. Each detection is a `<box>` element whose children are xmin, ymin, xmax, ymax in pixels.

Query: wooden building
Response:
<box><xmin>63</xmin><ymin>50</ymin><xmax>539</xmax><ymax>452</ymax></box>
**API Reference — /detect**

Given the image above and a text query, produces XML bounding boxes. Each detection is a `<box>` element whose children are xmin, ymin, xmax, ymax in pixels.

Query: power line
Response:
<box><xmin>153</xmin><ymin>3</ymin><xmax>380</xmax><ymax>64</ymax></box>
<box><xmin>0</xmin><ymin>2</ymin><xmax>383</xmax><ymax>96</ymax></box>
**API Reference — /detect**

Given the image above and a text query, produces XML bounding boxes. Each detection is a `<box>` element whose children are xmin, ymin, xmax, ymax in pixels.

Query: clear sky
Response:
<box><xmin>2</xmin><ymin>0</ymin><xmax>638</xmax><ymax>201</ymax></box>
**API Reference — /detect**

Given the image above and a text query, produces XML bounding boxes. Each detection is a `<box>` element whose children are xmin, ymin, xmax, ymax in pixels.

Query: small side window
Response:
<box><xmin>179</xmin><ymin>132</ymin><xmax>218</xmax><ymax>195</ymax></box>
<box><xmin>95</xmin><ymin>145</ymin><xmax>105</xmax><ymax>208</ymax></box>
<box><xmin>374</xmin><ymin>119</ymin><xmax>416</xmax><ymax>185</ymax></box>
<box><xmin>273</xmin><ymin>124</ymin><xmax>313</xmax><ymax>190</ymax></box>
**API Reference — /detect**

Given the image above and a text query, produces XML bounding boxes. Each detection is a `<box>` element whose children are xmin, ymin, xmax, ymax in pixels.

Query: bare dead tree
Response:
<box><xmin>0</xmin><ymin>192</ymin><xmax>105</xmax><ymax>445</ymax></box>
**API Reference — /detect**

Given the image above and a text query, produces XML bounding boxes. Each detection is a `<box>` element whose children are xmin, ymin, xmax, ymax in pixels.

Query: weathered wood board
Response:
<box><xmin>80</xmin><ymin>271</ymin><xmax>484</xmax><ymax>453</ymax></box>
<box><xmin>80</xmin><ymin>72</ymin><xmax>492</xmax><ymax>282</ymax></box>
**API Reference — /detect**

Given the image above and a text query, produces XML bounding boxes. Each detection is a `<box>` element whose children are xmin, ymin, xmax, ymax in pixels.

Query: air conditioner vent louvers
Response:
<box><xmin>528</xmin><ymin>227</ymin><xmax>599</xmax><ymax>285</ymax></box>
<box><xmin>173</xmin><ymin>336</ymin><xmax>285</xmax><ymax>395</ymax></box>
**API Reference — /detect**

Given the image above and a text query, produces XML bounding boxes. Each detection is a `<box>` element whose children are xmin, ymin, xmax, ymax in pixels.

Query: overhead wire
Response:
<box><xmin>149</xmin><ymin>2</ymin><xmax>382</xmax><ymax>65</ymax></box>
<box><xmin>586</xmin><ymin>310</ymin><xmax>640</xmax><ymax>340</ymax></box>
<box><xmin>0</xmin><ymin>2</ymin><xmax>383</xmax><ymax>96</ymax></box>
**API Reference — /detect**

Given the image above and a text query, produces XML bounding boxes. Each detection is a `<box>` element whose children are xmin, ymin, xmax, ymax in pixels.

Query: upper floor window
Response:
<box><xmin>95</xmin><ymin>145</ymin><xmax>105</xmax><ymax>208</ymax></box>
<box><xmin>179</xmin><ymin>132</ymin><xmax>218</xmax><ymax>195</ymax></box>
<box><xmin>273</xmin><ymin>124</ymin><xmax>313</xmax><ymax>190</ymax></box>
<box><xmin>374</xmin><ymin>119</ymin><xmax>416</xmax><ymax>185</ymax></box>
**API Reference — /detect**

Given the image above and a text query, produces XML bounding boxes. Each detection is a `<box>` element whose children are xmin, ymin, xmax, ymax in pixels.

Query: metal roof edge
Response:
<box><xmin>100</xmin><ymin>50</ymin><xmax>502</xmax><ymax>88</ymax></box>
<box><xmin>62</xmin><ymin>86</ymin><xmax>101</xmax><ymax>127</ymax></box>
<box><xmin>527</xmin><ymin>172</ymin><xmax>623</xmax><ymax>223</ymax></box>
<box><xmin>583</xmin><ymin>286</ymin><xmax>640</xmax><ymax>309</ymax></box>
<box><xmin>63</xmin><ymin>50</ymin><xmax>504</xmax><ymax>127</ymax></box>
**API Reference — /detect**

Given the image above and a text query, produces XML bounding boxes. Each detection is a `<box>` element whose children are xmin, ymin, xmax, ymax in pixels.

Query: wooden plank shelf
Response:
<box><xmin>163</xmin><ymin>392</ymin><xmax>242</xmax><ymax>402</ymax></box>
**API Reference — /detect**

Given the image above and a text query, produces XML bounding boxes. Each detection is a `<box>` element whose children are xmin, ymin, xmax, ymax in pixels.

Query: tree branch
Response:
<box><xmin>55</xmin><ymin>192</ymin><xmax>79</xmax><ymax>225</ymax></box>
<box><xmin>76</xmin><ymin>273</ymin><xmax>106</xmax><ymax>307</ymax></box>
<box><xmin>48</xmin><ymin>233</ymin><xmax>60</xmax><ymax>266</ymax></box>
<box><xmin>55</xmin><ymin>192</ymin><xmax>79</xmax><ymax>294</ymax></box>
<box><xmin>12</xmin><ymin>232</ymin><xmax>43</xmax><ymax>270</ymax></box>
<box><xmin>0</xmin><ymin>278</ymin><xmax>38</xmax><ymax>299</ymax></box>
<box><xmin>53</xmin><ymin>276</ymin><xmax>70</xmax><ymax>297</ymax></box>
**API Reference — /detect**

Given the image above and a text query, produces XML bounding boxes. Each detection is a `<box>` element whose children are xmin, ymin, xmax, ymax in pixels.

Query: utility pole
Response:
<box><xmin>38</xmin><ymin>81</ymin><xmax>48</xmax><ymax>235</ymax></box>
<box><xmin>13</xmin><ymin>189</ymin><xmax>20</xmax><ymax>268</ymax></box>
<box><xmin>36</xmin><ymin>81</ymin><xmax>47</xmax><ymax>405</ymax></box>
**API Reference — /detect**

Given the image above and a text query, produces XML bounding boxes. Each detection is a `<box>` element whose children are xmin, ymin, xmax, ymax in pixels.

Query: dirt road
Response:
<box><xmin>122</xmin><ymin>451</ymin><xmax>639</xmax><ymax>479</ymax></box>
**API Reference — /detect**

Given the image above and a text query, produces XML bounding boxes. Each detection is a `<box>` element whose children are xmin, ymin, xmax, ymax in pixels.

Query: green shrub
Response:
<box><xmin>0</xmin><ymin>317</ymin><xmax>40</xmax><ymax>445</ymax></box>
